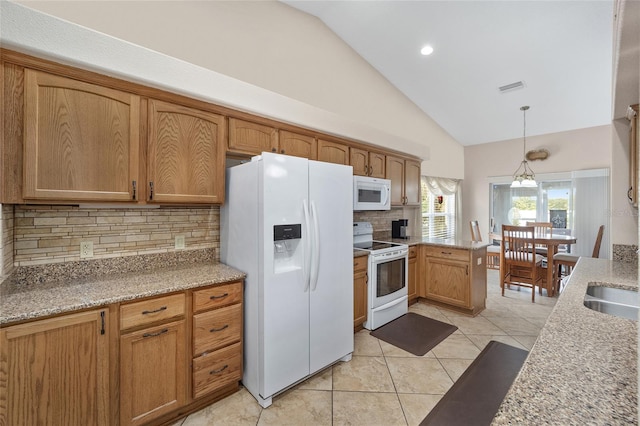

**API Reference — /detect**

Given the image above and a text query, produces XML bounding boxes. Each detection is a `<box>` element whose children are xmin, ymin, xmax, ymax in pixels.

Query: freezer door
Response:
<box><xmin>308</xmin><ymin>160</ymin><xmax>354</xmax><ymax>374</ymax></box>
<box><xmin>260</xmin><ymin>153</ymin><xmax>311</xmax><ymax>397</ymax></box>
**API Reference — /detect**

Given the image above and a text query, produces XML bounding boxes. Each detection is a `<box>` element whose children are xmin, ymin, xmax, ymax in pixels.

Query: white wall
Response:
<box><xmin>6</xmin><ymin>0</ymin><xmax>463</xmax><ymax>178</ymax></box>
<box><xmin>461</xmin><ymin>125</ymin><xmax>637</xmax><ymax>252</ymax></box>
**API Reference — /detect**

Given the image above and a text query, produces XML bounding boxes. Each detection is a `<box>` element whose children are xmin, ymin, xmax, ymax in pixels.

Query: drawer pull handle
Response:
<box><xmin>142</xmin><ymin>306</ymin><xmax>167</xmax><ymax>315</ymax></box>
<box><xmin>209</xmin><ymin>293</ymin><xmax>229</xmax><ymax>300</ymax></box>
<box><xmin>210</xmin><ymin>324</ymin><xmax>229</xmax><ymax>333</ymax></box>
<box><xmin>441</xmin><ymin>251</ymin><xmax>452</xmax><ymax>255</ymax></box>
<box><xmin>209</xmin><ymin>364</ymin><xmax>228</xmax><ymax>375</ymax></box>
<box><xmin>143</xmin><ymin>329</ymin><xmax>168</xmax><ymax>338</ymax></box>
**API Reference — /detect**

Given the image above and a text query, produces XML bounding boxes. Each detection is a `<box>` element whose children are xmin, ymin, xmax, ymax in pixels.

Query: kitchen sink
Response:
<box><xmin>584</xmin><ymin>285</ymin><xmax>639</xmax><ymax>321</ymax></box>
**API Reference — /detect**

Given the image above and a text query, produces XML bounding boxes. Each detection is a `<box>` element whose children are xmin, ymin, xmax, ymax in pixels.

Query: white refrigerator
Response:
<box><xmin>220</xmin><ymin>152</ymin><xmax>354</xmax><ymax>408</ymax></box>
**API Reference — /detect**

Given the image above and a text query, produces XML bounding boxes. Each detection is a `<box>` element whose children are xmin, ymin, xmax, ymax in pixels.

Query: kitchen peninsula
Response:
<box><xmin>395</xmin><ymin>238</ymin><xmax>489</xmax><ymax>316</ymax></box>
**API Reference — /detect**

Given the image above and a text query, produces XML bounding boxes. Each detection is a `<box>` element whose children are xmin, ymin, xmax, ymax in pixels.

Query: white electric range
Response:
<box><xmin>353</xmin><ymin>222</ymin><xmax>408</xmax><ymax>330</ymax></box>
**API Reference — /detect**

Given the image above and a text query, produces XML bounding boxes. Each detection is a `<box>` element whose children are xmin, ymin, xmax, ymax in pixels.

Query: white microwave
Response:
<box><xmin>353</xmin><ymin>176</ymin><xmax>391</xmax><ymax>211</ymax></box>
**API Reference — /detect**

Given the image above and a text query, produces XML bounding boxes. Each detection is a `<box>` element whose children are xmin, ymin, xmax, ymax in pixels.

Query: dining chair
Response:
<box><xmin>501</xmin><ymin>225</ymin><xmax>545</xmax><ymax>302</ymax></box>
<box><xmin>470</xmin><ymin>220</ymin><xmax>500</xmax><ymax>270</ymax></box>
<box><xmin>554</xmin><ymin>225</ymin><xmax>605</xmax><ymax>289</ymax></box>
<box><xmin>525</xmin><ymin>221</ymin><xmax>553</xmax><ymax>256</ymax></box>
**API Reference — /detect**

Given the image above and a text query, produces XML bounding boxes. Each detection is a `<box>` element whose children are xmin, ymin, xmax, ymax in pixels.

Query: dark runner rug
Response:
<box><xmin>420</xmin><ymin>340</ymin><xmax>529</xmax><ymax>426</ymax></box>
<box><xmin>370</xmin><ymin>312</ymin><xmax>457</xmax><ymax>356</ymax></box>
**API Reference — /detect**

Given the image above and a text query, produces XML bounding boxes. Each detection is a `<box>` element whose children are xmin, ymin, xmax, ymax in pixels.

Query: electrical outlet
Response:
<box><xmin>80</xmin><ymin>241</ymin><xmax>94</xmax><ymax>258</ymax></box>
<box><xmin>175</xmin><ymin>235</ymin><xmax>185</xmax><ymax>250</ymax></box>
<box><xmin>477</xmin><ymin>257</ymin><xmax>482</xmax><ymax>265</ymax></box>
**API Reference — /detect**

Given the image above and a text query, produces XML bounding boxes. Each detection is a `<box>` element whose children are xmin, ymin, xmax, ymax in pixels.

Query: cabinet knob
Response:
<box><xmin>281</xmin><ymin>149</ymin><xmax>285</xmax><ymax>154</ymax></box>
<box><xmin>271</xmin><ymin>148</ymin><xmax>277</xmax><ymax>152</ymax></box>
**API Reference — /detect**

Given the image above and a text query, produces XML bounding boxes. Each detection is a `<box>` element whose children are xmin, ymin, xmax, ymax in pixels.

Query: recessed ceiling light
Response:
<box><xmin>420</xmin><ymin>45</ymin><xmax>434</xmax><ymax>56</ymax></box>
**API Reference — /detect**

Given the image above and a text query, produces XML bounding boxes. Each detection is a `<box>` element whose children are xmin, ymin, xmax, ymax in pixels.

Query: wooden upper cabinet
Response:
<box><xmin>386</xmin><ymin>156</ymin><xmax>421</xmax><ymax>206</ymax></box>
<box><xmin>279</xmin><ymin>130</ymin><xmax>317</xmax><ymax>159</ymax></box>
<box><xmin>23</xmin><ymin>69</ymin><xmax>140</xmax><ymax>202</ymax></box>
<box><xmin>404</xmin><ymin>159</ymin><xmax>421</xmax><ymax>206</ymax></box>
<box><xmin>386</xmin><ymin>155</ymin><xmax>406</xmax><ymax>206</ymax></box>
<box><xmin>228</xmin><ymin>118</ymin><xmax>277</xmax><ymax>156</ymax></box>
<box><xmin>350</xmin><ymin>148</ymin><xmax>369</xmax><ymax>176</ymax></box>
<box><xmin>351</xmin><ymin>148</ymin><xmax>385</xmax><ymax>178</ymax></box>
<box><xmin>147</xmin><ymin>99</ymin><xmax>225</xmax><ymax>204</ymax></box>
<box><xmin>368</xmin><ymin>152</ymin><xmax>386</xmax><ymax>178</ymax></box>
<box><xmin>318</xmin><ymin>139</ymin><xmax>349</xmax><ymax>165</ymax></box>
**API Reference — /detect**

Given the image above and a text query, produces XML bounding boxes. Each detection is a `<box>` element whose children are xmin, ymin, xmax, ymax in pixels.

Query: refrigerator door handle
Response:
<box><xmin>303</xmin><ymin>199</ymin><xmax>312</xmax><ymax>292</ymax></box>
<box><xmin>310</xmin><ymin>200</ymin><xmax>321</xmax><ymax>291</ymax></box>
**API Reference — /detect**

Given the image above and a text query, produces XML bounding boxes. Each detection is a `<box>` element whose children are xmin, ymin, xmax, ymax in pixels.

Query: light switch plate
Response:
<box><xmin>175</xmin><ymin>235</ymin><xmax>185</xmax><ymax>250</ymax></box>
<box><xmin>80</xmin><ymin>241</ymin><xmax>93</xmax><ymax>258</ymax></box>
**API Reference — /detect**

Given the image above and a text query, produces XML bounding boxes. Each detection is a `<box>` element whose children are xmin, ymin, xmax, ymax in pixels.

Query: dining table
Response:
<box><xmin>489</xmin><ymin>231</ymin><xmax>577</xmax><ymax>297</ymax></box>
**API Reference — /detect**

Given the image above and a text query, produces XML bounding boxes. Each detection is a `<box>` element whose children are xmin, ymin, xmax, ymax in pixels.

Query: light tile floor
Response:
<box><xmin>174</xmin><ymin>270</ymin><xmax>557</xmax><ymax>426</ymax></box>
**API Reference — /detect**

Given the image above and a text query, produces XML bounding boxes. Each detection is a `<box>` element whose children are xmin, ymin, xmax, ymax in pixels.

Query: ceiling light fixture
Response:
<box><xmin>511</xmin><ymin>106</ymin><xmax>537</xmax><ymax>188</ymax></box>
<box><xmin>420</xmin><ymin>45</ymin><xmax>434</xmax><ymax>56</ymax></box>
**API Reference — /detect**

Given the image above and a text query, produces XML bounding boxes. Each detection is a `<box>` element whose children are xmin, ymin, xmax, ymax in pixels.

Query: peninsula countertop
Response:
<box><xmin>0</xmin><ymin>262</ymin><xmax>246</xmax><ymax>325</ymax></box>
<box><xmin>493</xmin><ymin>257</ymin><xmax>638</xmax><ymax>424</ymax></box>
<box><xmin>389</xmin><ymin>236</ymin><xmax>490</xmax><ymax>250</ymax></box>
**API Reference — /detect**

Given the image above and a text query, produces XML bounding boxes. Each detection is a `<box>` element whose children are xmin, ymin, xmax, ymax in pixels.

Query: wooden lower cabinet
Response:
<box><xmin>191</xmin><ymin>282</ymin><xmax>243</xmax><ymax>399</ymax></box>
<box><xmin>0</xmin><ymin>309</ymin><xmax>110</xmax><ymax>426</ymax></box>
<box><xmin>353</xmin><ymin>255</ymin><xmax>368</xmax><ymax>331</ymax></box>
<box><xmin>422</xmin><ymin>246</ymin><xmax>487</xmax><ymax>316</ymax></box>
<box><xmin>408</xmin><ymin>246</ymin><xmax>418</xmax><ymax>305</ymax></box>
<box><xmin>120</xmin><ymin>320</ymin><xmax>187</xmax><ymax>426</ymax></box>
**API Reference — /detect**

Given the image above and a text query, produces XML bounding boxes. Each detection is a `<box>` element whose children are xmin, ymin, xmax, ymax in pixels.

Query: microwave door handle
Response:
<box><xmin>382</xmin><ymin>185</ymin><xmax>390</xmax><ymax>207</ymax></box>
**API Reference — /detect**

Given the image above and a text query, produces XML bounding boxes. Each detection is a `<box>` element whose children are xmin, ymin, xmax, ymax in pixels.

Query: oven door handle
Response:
<box><xmin>303</xmin><ymin>199</ymin><xmax>312</xmax><ymax>292</ymax></box>
<box><xmin>310</xmin><ymin>200</ymin><xmax>321</xmax><ymax>291</ymax></box>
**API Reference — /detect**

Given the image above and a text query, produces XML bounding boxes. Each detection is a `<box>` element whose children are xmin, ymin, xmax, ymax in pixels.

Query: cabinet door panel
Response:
<box><xmin>426</xmin><ymin>258</ymin><xmax>469</xmax><ymax>308</ymax></box>
<box><xmin>368</xmin><ymin>152</ymin><xmax>386</xmax><ymax>178</ymax></box>
<box><xmin>120</xmin><ymin>320</ymin><xmax>186</xmax><ymax>426</ymax></box>
<box><xmin>386</xmin><ymin>156</ymin><xmax>405</xmax><ymax>206</ymax></box>
<box><xmin>279</xmin><ymin>130</ymin><xmax>317</xmax><ymax>159</ymax></box>
<box><xmin>228</xmin><ymin>118</ymin><xmax>277</xmax><ymax>155</ymax></box>
<box><xmin>0</xmin><ymin>309</ymin><xmax>110</xmax><ymax>426</ymax></box>
<box><xmin>148</xmin><ymin>100</ymin><xmax>225</xmax><ymax>203</ymax></box>
<box><xmin>23</xmin><ymin>69</ymin><xmax>139</xmax><ymax>201</ymax></box>
<box><xmin>317</xmin><ymin>140</ymin><xmax>349</xmax><ymax>165</ymax></box>
<box><xmin>350</xmin><ymin>147</ymin><xmax>369</xmax><ymax>176</ymax></box>
<box><xmin>404</xmin><ymin>160</ymin><xmax>421</xmax><ymax>206</ymax></box>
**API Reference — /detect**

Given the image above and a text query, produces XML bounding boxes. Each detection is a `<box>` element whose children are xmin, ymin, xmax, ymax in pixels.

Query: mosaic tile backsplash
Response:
<box><xmin>12</xmin><ymin>205</ymin><xmax>219</xmax><ymax>267</ymax></box>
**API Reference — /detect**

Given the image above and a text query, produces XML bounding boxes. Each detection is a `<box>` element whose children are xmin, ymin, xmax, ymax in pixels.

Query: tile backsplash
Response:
<box><xmin>1</xmin><ymin>205</ymin><xmax>14</xmax><ymax>275</ymax></box>
<box><xmin>12</xmin><ymin>205</ymin><xmax>219</xmax><ymax>266</ymax></box>
<box><xmin>354</xmin><ymin>208</ymin><xmax>420</xmax><ymax>239</ymax></box>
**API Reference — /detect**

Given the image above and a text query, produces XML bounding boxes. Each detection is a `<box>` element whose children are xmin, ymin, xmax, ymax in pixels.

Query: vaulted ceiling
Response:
<box><xmin>283</xmin><ymin>1</ymin><xmax>616</xmax><ymax>146</ymax></box>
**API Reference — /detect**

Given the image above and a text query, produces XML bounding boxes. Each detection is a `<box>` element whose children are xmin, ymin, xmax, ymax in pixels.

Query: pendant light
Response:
<box><xmin>511</xmin><ymin>106</ymin><xmax>537</xmax><ymax>188</ymax></box>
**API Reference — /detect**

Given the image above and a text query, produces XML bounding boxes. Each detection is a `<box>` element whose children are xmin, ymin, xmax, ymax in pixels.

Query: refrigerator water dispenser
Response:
<box><xmin>273</xmin><ymin>224</ymin><xmax>302</xmax><ymax>273</ymax></box>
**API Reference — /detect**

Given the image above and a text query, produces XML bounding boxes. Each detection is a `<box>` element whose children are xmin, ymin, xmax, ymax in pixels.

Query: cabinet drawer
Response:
<box><xmin>354</xmin><ymin>255</ymin><xmax>368</xmax><ymax>272</ymax></box>
<box><xmin>424</xmin><ymin>246</ymin><xmax>469</xmax><ymax>262</ymax></box>
<box><xmin>193</xmin><ymin>342</ymin><xmax>242</xmax><ymax>399</ymax></box>
<box><xmin>120</xmin><ymin>293</ymin><xmax>185</xmax><ymax>331</ymax></box>
<box><xmin>193</xmin><ymin>304</ymin><xmax>242</xmax><ymax>356</ymax></box>
<box><xmin>409</xmin><ymin>246</ymin><xmax>418</xmax><ymax>258</ymax></box>
<box><xmin>193</xmin><ymin>281</ymin><xmax>243</xmax><ymax>313</ymax></box>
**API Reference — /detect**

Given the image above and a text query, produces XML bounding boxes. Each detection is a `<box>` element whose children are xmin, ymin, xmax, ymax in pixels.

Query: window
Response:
<box><xmin>421</xmin><ymin>177</ymin><xmax>457</xmax><ymax>239</ymax></box>
<box><xmin>490</xmin><ymin>169</ymin><xmax>609</xmax><ymax>258</ymax></box>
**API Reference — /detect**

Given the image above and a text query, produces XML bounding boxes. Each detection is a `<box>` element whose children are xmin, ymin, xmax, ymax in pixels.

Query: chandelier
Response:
<box><xmin>511</xmin><ymin>105</ymin><xmax>537</xmax><ymax>188</ymax></box>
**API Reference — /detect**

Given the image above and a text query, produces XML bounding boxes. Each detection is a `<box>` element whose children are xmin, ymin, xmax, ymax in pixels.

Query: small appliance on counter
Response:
<box><xmin>392</xmin><ymin>219</ymin><xmax>409</xmax><ymax>239</ymax></box>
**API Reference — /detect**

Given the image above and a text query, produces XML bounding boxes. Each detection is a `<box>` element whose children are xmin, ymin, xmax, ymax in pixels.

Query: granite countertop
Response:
<box><xmin>493</xmin><ymin>257</ymin><xmax>638</xmax><ymax>424</ymax></box>
<box><xmin>0</xmin><ymin>262</ymin><xmax>245</xmax><ymax>325</ymax></box>
<box><xmin>390</xmin><ymin>236</ymin><xmax>489</xmax><ymax>250</ymax></box>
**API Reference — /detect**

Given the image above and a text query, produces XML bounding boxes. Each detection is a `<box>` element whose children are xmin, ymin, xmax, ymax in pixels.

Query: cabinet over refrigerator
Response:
<box><xmin>221</xmin><ymin>152</ymin><xmax>354</xmax><ymax>408</ymax></box>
